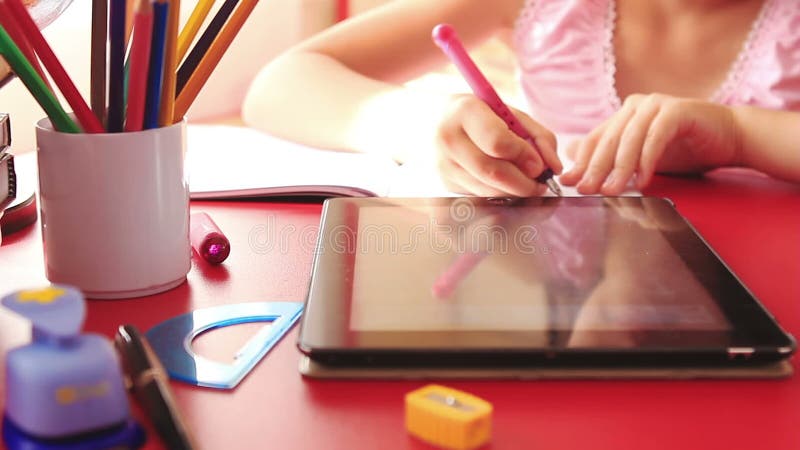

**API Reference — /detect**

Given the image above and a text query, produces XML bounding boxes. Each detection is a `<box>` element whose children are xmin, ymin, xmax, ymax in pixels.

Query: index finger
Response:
<box><xmin>460</xmin><ymin>101</ymin><xmax>560</xmax><ymax>181</ymax></box>
<box><xmin>513</xmin><ymin>107</ymin><xmax>563</xmax><ymax>175</ymax></box>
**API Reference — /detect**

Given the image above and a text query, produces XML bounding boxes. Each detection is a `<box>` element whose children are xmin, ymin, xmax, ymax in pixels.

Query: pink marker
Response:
<box><xmin>432</xmin><ymin>23</ymin><xmax>562</xmax><ymax>196</ymax></box>
<box><xmin>190</xmin><ymin>212</ymin><xmax>230</xmax><ymax>264</ymax></box>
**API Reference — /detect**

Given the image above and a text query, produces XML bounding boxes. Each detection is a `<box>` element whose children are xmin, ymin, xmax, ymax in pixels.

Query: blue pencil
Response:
<box><xmin>107</xmin><ymin>0</ymin><xmax>127</xmax><ymax>132</ymax></box>
<box><xmin>144</xmin><ymin>1</ymin><xmax>169</xmax><ymax>130</ymax></box>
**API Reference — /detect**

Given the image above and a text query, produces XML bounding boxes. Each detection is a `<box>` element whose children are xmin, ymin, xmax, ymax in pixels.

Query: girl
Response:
<box><xmin>243</xmin><ymin>0</ymin><xmax>800</xmax><ymax>196</ymax></box>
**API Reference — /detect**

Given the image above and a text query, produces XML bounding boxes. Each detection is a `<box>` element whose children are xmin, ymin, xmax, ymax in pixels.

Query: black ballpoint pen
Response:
<box><xmin>115</xmin><ymin>324</ymin><xmax>198</xmax><ymax>450</ymax></box>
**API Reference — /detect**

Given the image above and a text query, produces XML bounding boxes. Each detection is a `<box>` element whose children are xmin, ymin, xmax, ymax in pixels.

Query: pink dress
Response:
<box><xmin>513</xmin><ymin>0</ymin><xmax>800</xmax><ymax>134</ymax></box>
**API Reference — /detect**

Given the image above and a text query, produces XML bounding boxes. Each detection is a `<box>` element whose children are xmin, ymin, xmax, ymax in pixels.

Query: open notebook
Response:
<box><xmin>187</xmin><ymin>124</ymin><xmax>632</xmax><ymax>199</ymax></box>
<box><xmin>189</xmin><ymin>125</ymin><xmax>393</xmax><ymax>198</ymax></box>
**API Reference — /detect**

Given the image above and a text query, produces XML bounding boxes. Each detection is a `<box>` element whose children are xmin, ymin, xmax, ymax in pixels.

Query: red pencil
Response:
<box><xmin>125</xmin><ymin>0</ymin><xmax>154</xmax><ymax>132</ymax></box>
<box><xmin>0</xmin><ymin>2</ymin><xmax>52</xmax><ymax>91</ymax></box>
<box><xmin>2</xmin><ymin>0</ymin><xmax>105</xmax><ymax>133</ymax></box>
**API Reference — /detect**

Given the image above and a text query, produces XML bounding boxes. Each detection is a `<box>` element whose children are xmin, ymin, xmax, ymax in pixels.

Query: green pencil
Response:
<box><xmin>0</xmin><ymin>25</ymin><xmax>80</xmax><ymax>133</ymax></box>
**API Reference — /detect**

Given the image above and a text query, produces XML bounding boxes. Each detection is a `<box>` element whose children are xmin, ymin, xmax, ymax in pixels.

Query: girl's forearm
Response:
<box><xmin>732</xmin><ymin>106</ymin><xmax>800</xmax><ymax>182</ymax></box>
<box><xmin>242</xmin><ymin>51</ymin><xmax>449</xmax><ymax>162</ymax></box>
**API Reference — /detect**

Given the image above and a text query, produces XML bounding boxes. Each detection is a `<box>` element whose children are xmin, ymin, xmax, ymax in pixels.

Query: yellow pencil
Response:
<box><xmin>174</xmin><ymin>0</ymin><xmax>258</xmax><ymax>122</ymax></box>
<box><xmin>176</xmin><ymin>0</ymin><xmax>214</xmax><ymax>63</ymax></box>
<box><xmin>159</xmin><ymin>0</ymin><xmax>180</xmax><ymax>126</ymax></box>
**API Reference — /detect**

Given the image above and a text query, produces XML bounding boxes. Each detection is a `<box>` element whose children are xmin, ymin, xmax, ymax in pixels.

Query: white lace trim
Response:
<box><xmin>709</xmin><ymin>0</ymin><xmax>775</xmax><ymax>103</ymax></box>
<box><xmin>512</xmin><ymin>0</ymin><xmax>539</xmax><ymax>50</ymax></box>
<box><xmin>603</xmin><ymin>0</ymin><xmax>622</xmax><ymax>110</ymax></box>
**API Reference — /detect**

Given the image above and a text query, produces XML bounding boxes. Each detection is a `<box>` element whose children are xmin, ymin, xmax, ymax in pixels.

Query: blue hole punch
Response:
<box><xmin>1</xmin><ymin>285</ymin><xmax>145</xmax><ymax>450</ymax></box>
<box><xmin>145</xmin><ymin>302</ymin><xmax>303</xmax><ymax>389</ymax></box>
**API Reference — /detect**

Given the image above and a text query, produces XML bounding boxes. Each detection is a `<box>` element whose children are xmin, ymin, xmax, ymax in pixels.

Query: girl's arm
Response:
<box><xmin>561</xmin><ymin>95</ymin><xmax>800</xmax><ymax>195</ymax></box>
<box><xmin>242</xmin><ymin>0</ymin><xmax>522</xmax><ymax>162</ymax></box>
<box><xmin>732</xmin><ymin>106</ymin><xmax>800</xmax><ymax>183</ymax></box>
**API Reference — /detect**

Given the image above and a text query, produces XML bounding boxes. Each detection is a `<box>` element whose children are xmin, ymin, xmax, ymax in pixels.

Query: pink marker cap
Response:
<box><xmin>190</xmin><ymin>212</ymin><xmax>230</xmax><ymax>264</ymax></box>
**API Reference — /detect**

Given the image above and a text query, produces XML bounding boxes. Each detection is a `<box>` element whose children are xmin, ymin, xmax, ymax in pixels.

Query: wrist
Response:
<box><xmin>728</xmin><ymin>106</ymin><xmax>752</xmax><ymax>169</ymax></box>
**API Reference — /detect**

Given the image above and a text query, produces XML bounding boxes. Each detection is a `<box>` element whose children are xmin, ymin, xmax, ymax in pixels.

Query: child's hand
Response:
<box><xmin>560</xmin><ymin>94</ymin><xmax>742</xmax><ymax>195</ymax></box>
<box><xmin>435</xmin><ymin>94</ymin><xmax>562</xmax><ymax>197</ymax></box>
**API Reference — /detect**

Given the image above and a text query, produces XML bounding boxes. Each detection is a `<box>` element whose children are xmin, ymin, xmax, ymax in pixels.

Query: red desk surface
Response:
<box><xmin>1</xmin><ymin>169</ymin><xmax>799</xmax><ymax>450</ymax></box>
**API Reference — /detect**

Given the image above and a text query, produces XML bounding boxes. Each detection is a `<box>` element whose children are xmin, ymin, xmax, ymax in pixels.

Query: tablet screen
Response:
<box><xmin>350</xmin><ymin>202</ymin><xmax>729</xmax><ymax>333</ymax></box>
<box><xmin>302</xmin><ymin>197</ymin><xmax>793</xmax><ymax>359</ymax></box>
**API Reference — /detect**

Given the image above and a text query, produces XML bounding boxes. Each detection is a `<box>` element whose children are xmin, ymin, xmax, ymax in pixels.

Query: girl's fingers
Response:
<box><xmin>512</xmin><ymin>106</ymin><xmax>563</xmax><ymax>174</ymax></box>
<box><xmin>560</xmin><ymin>129</ymin><xmax>602</xmax><ymax>185</ymax></box>
<box><xmin>437</xmin><ymin>158</ymin><xmax>470</xmax><ymax>195</ymax></box>
<box><xmin>439</xmin><ymin>156</ymin><xmax>521</xmax><ymax>197</ymax></box>
<box><xmin>601</xmin><ymin>99</ymin><xmax>662</xmax><ymax>195</ymax></box>
<box><xmin>577</xmin><ymin>103</ymin><xmax>637</xmax><ymax>194</ymax></box>
<box><xmin>458</xmin><ymin>99</ymin><xmax>545</xmax><ymax>180</ymax></box>
<box><xmin>637</xmin><ymin>105</ymin><xmax>682</xmax><ymax>189</ymax></box>
<box><xmin>446</xmin><ymin>128</ymin><xmax>543</xmax><ymax>197</ymax></box>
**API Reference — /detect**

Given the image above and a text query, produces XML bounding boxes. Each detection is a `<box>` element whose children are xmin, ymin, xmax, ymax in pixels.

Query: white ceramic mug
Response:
<box><xmin>36</xmin><ymin>119</ymin><xmax>190</xmax><ymax>299</ymax></box>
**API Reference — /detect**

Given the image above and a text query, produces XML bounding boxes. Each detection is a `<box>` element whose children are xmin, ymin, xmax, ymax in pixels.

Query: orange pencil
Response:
<box><xmin>124</xmin><ymin>0</ymin><xmax>137</xmax><ymax>47</ymax></box>
<box><xmin>159</xmin><ymin>0</ymin><xmax>180</xmax><ymax>126</ymax></box>
<box><xmin>2</xmin><ymin>0</ymin><xmax>104</xmax><ymax>133</ymax></box>
<box><xmin>173</xmin><ymin>0</ymin><xmax>258</xmax><ymax>122</ymax></box>
<box><xmin>0</xmin><ymin>2</ymin><xmax>52</xmax><ymax>91</ymax></box>
<box><xmin>125</xmin><ymin>0</ymin><xmax>153</xmax><ymax>132</ymax></box>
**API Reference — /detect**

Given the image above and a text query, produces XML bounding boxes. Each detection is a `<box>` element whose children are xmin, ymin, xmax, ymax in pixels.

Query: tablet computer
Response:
<box><xmin>298</xmin><ymin>356</ymin><xmax>794</xmax><ymax>380</ymax></box>
<box><xmin>298</xmin><ymin>197</ymin><xmax>795</xmax><ymax>369</ymax></box>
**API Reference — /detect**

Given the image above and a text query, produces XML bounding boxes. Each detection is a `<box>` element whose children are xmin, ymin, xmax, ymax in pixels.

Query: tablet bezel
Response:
<box><xmin>298</xmin><ymin>197</ymin><xmax>795</xmax><ymax>367</ymax></box>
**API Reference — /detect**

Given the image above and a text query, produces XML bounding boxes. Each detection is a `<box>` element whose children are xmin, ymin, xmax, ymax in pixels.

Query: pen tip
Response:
<box><xmin>547</xmin><ymin>179</ymin><xmax>563</xmax><ymax>196</ymax></box>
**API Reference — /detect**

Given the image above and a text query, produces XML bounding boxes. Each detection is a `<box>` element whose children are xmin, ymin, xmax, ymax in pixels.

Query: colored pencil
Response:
<box><xmin>159</xmin><ymin>0</ymin><xmax>180</xmax><ymax>126</ymax></box>
<box><xmin>107</xmin><ymin>0</ymin><xmax>127</xmax><ymax>132</ymax></box>
<box><xmin>0</xmin><ymin>25</ymin><xmax>80</xmax><ymax>133</ymax></box>
<box><xmin>173</xmin><ymin>0</ymin><xmax>258</xmax><ymax>122</ymax></box>
<box><xmin>125</xmin><ymin>0</ymin><xmax>153</xmax><ymax>132</ymax></box>
<box><xmin>124</xmin><ymin>0</ymin><xmax>137</xmax><ymax>47</ymax></box>
<box><xmin>176</xmin><ymin>0</ymin><xmax>214</xmax><ymax>63</ymax></box>
<box><xmin>0</xmin><ymin>2</ymin><xmax>52</xmax><ymax>91</ymax></box>
<box><xmin>175</xmin><ymin>0</ymin><xmax>238</xmax><ymax>95</ymax></box>
<box><xmin>144</xmin><ymin>1</ymin><xmax>169</xmax><ymax>129</ymax></box>
<box><xmin>2</xmin><ymin>0</ymin><xmax>104</xmax><ymax>133</ymax></box>
<box><xmin>123</xmin><ymin>57</ymin><xmax>130</xmax><ymax>110</ymax></box>
<box><xmin>90</xmin><ymin>0</ymin><xmax>108</xmax><ymax>126</ymax></box>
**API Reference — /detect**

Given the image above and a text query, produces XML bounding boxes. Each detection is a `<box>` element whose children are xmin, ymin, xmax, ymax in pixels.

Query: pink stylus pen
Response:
<box><xmin>190</xmin><ymin>212</ymin><xmax>230</xmax><ymax>264</ymax></box>
<box><xmin>432</xmin><ymin>23</ymin><xmax>562</xmax><ymax>196</ymax></box>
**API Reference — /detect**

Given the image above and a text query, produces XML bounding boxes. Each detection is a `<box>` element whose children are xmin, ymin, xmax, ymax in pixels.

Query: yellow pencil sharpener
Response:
<box><xmin>405</xmin><ymin>384</ymin><xmax>493</xmax><ymax>450</ymax></box>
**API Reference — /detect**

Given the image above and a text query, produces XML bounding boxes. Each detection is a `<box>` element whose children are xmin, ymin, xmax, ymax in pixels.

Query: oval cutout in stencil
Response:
<box><xmin>192</xmin><ymin>321</ymin><xmax>274</xmax><ymax>364</ymax></box>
